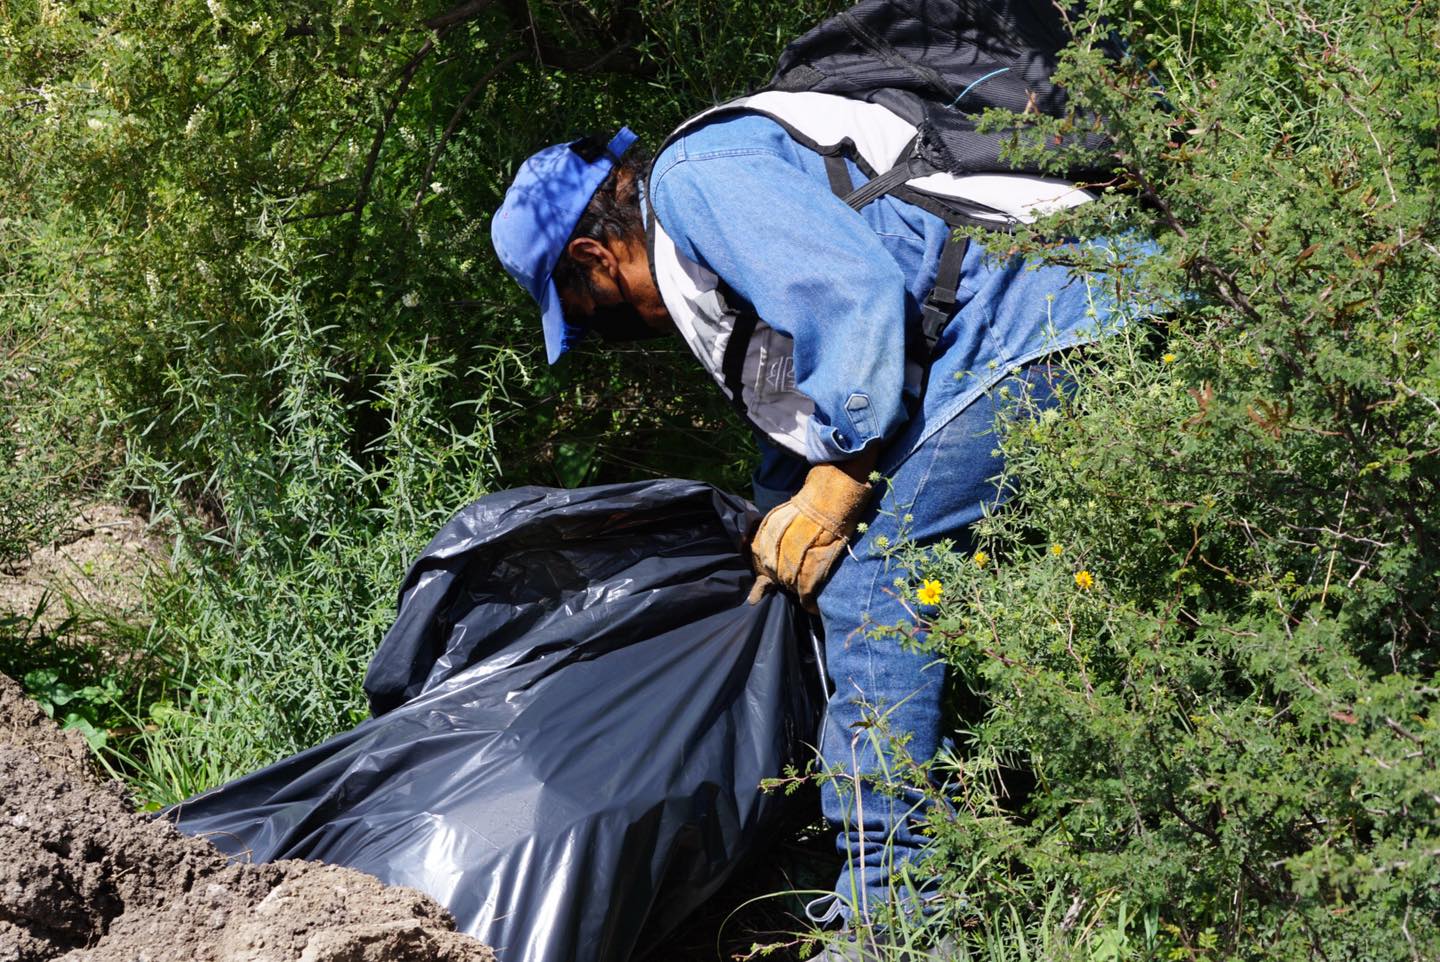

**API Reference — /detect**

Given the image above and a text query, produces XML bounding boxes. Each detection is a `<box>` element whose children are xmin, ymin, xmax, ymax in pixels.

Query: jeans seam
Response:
<box><xmin>855</xmin><ymin>433</ymin><xmax>945</xmax><ymax>700</ymax></box>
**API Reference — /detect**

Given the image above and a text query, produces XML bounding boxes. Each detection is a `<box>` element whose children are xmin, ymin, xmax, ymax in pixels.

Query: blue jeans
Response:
<box><xmin>809</xmin><ymin>362</ymin><xmax>1064</xmax><ymax>926</ymax></box>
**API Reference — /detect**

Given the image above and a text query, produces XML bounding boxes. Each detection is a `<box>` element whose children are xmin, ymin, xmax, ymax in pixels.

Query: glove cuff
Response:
<box><xmin>794</xmin><ymin>463</ymin><xmax>873</xmax><ymax>536</ymax></box>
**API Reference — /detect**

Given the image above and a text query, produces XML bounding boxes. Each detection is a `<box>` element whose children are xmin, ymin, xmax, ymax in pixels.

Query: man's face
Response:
<box><xmin>558</xmin><ymin>235</ymin><xmax>673</xmax><ymax>343</ymax></box>
<box><xmin>562</xmin><ymin>290</ymin><xmax>665</xmax><ymax>343</ymax></box>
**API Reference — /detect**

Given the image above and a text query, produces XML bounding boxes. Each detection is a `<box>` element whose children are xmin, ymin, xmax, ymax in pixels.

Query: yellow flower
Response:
<box><xmin>1074</xmin><ymin>570</ymin><xmax>1095</xmax><ymax>590</ymax></box>
<box><xmin>917</xmin><ymin>579</ymin><xmax>943</xmax><ymax>606</ymax></box>
<box><xmin>1162</xmin><ymin>352</ymin><xmax>1177</xmax><ymax>364</ymax></box>
<box><xmin>1050</xmin><ymin>543</ymin><xmax>1064</xmax><ymax>556</ymax></box>
<box><xmin>973</xmin><ymin>550</ymin><xmax>989</xmax><ymax>568</ymax></box>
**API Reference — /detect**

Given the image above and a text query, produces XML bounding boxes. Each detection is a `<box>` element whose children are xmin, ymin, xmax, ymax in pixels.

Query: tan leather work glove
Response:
<box><xmin>747</xmin><ymin>463</ymin><xmax>873</xmax><ymax>613</ymax></box>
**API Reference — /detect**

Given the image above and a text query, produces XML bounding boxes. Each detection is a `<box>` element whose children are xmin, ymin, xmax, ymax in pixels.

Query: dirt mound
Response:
<box><xmin>62</xmin><ymin>864</ymin><xmax>495</xmax><ymax>962</ymax></box>
<box><xmin>0</xmin><ymin>674</ymin><xmax>496</xmax><ymax>962</ymax></box>
<box><xmin>0</xmin><ymin>672</ymin><xmax>95</xmax><ymax>782</ymax></box>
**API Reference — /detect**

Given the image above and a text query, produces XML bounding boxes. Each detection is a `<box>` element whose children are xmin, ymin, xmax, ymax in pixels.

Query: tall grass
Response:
<box><xmin>108</xmin><ymin>239</ymin><xmax>520</xmax><ymax>802</ymax></box>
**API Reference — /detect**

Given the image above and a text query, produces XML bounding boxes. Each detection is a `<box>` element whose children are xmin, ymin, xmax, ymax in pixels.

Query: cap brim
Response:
<box><xmin>540</xmin><ymin>278</ymin><xmax>585</xmax><ymax>365</ymax></box>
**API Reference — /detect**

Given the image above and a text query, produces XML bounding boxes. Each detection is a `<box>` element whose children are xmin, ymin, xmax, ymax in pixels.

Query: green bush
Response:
<box><xmin>892</xmin><ymin>0</ymin><xmax>1439</xmax><ymax>956</ymax></box>
<box><xmin>0</xmin><ymin>0</ymin><xmax>837</xmax><ymax>800</ymax></box>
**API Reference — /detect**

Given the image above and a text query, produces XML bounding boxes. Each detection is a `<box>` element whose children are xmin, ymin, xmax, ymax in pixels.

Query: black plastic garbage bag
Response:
<box><xmin>169</xmin><ymin>479</ymin><xmax>824</xmax><ymax>962</ymax></box>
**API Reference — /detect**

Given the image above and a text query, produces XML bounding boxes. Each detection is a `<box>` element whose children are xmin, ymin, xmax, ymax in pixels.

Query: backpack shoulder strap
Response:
<box><xmin>821</xmin><ymin>145</ymin><xmax>969</xmax><ymax>357</ymax></box>
<box><xmin>920</xmin><ymin>234</ymin><xmax>970</xmax><ymax>353</ymax></box>
<box><xmin>719</xmin><ymin>285</ymin><xmax>761</xmax><ymax>422</ymax></box>
<box><xmin>824</xmin><ymin>154</ymin><xmax>854</xmax><ymax>198</ymax></box>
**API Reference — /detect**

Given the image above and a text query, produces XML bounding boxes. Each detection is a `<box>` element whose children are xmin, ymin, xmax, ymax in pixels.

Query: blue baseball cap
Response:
<box><xmin>491</xmin><ymin>127</ymin><xmax>639</xmax><ymax>364</ymax></box>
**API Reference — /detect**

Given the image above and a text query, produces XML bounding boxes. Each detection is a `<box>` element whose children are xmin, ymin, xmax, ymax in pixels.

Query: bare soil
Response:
<box><xmin>0</xmin><ymin>669</ymin><xmax>97</xmax><ymax>784</ymax></box>
<box><xmin>0</xmin><ymin>502</ymin><xmax>165</xmax><ymax>630</ymax></box>
<box><xmin>0</xmin><ymin>672</ymin><xmax>496</xmax><ymax>962</ymax></box>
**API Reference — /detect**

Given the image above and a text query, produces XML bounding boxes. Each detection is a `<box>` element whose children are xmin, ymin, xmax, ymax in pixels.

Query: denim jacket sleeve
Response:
<box><xmin>649</xmin><ymin>139</ymin><xmax>910</xmax><ymax>463</ymax></box>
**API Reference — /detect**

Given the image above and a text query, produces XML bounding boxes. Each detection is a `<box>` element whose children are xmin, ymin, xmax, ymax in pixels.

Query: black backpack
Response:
<box><xmin>756</xmin><ymin>0</ymin><xmax>1119</xmax><ymax>358</ymax></box>
<box><xmin>769</xmin><ymin>0</ymin><xmax>1118</xmax><ymax>183</ymax></box>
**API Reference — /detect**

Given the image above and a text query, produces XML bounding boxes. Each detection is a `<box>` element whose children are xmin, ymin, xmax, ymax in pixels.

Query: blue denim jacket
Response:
<box><xmin>649</xmin><ymin>112</ymin><xmax>1139</xmax><ymax>476</ymax></box>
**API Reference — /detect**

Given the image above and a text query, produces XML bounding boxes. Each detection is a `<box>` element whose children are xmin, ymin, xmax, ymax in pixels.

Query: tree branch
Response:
<box><xmin>346</xmin><ymin>38</ymin><xmax>435</xmax><ymax>258</ymax></box>
<box><xmin>410</xmin><ymin>51</ymin><xmax>526</xmax><ymax>217</ymax></box>
<box><xmin>499</xmin><ymin>0</ymin><xmax>657</xmax><ymax>78</ymax></box>
<box><xmin>530</xmin><ymin>37</ymin><xmax>656</xmax><ymax>77</ymax></box>
<box><xmin>424</xmin><ymin>0</ymin><xmax>498</xmax><ymax>31</ymax></box>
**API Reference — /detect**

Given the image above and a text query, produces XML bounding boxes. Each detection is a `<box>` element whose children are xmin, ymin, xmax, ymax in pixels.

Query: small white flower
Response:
<box><xmin>429</xmin><ymin>181</ymin><xmax>445</xmax><ymax>194</ymax></box>
<box><xmin>184</xmin><ymin>106</ymin><xmax>206</xmax><ymax>138</ymax></box>
<box><xmin>401</xmin><ymin>291</ymin><xmax>420</xmax><ymax>309</ymax></box>
<box><xmin>87</xmin><ymin>117</ymin><xmax>105</xmax><ymax>130</ymax></box>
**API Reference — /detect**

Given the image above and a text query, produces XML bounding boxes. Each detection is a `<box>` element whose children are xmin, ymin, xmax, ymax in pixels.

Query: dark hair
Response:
<box><xmin>550</xmin><ymin>135</ymin><xmax>649</xmax><ymax>302</ymax></box>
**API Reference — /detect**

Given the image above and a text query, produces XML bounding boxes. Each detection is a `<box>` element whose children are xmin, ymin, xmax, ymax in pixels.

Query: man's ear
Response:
<box><xmin>565</xmin><ymin>237</ymin><xmax>618</xmax><ymax>282</ymax></box>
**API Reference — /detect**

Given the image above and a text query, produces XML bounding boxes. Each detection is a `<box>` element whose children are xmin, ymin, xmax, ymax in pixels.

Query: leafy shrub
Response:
<box><xmin>894</xmin><ymin>0</ymin><xmax>1439</xmax><ymax>956</ymax></box>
